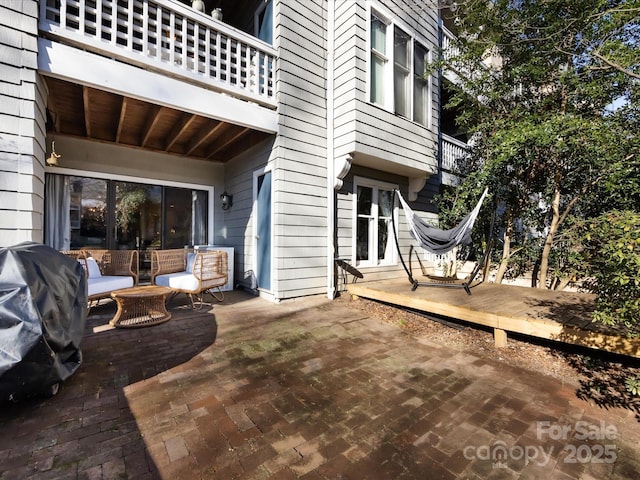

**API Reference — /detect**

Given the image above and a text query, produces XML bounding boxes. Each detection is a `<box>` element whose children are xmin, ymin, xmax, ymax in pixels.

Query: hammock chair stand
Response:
<box><xmin>391</xmin><ymin>189</ymin><xmax>493</xmax><ymax>295</ymax></box>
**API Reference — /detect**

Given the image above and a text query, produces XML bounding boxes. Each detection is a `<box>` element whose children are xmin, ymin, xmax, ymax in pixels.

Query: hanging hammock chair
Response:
<box><xmin>392</xmin><ymin>188</ymin><xmax>492</xmax><ymax>294</ymax></box>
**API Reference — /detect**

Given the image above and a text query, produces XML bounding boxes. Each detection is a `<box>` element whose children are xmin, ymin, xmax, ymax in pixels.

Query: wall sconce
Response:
<box><xmin>220</xmin><ymin>191</ymin><xmax>233</xmax><ymax>210</ymax></box>
<box><xmin>46</xmin><ymin>140</ymin><xmax>61</xmax><ymax>166</ymax></box>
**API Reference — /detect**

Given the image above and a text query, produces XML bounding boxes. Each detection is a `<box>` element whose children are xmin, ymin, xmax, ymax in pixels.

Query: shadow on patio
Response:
<box><xmin>2</xmin><ymin>289</ymin><xmax>640</xmax><ymax>479</ymax></box>
<box><xmin>536</xmin><ymin>296</ymin><xmax>640</xmax><ymax>421</ymax></box>
<box><xmin>0</xmin><ymin>294</ymin><xmax>219</xmax><ymax>478</ymax></box>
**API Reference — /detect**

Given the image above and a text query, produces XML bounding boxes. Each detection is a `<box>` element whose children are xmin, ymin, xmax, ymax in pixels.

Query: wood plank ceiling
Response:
<box><xmin>44</xmin><ymin>76</ymin><xmax>271</xmax><ymax>162</ymax></box>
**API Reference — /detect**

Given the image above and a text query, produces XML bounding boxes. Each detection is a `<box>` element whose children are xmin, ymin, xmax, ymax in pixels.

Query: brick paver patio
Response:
<box><xmin>1</xmin><ymin>290</ymin><xmax>639</xmax><ymax>479</ymax></box>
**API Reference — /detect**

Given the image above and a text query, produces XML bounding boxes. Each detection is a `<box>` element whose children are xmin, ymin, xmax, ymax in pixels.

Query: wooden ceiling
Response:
<box><xmin>44</xmin><ymin>76</ymin><xmax>272</xmax><ymax>162</ymax></box>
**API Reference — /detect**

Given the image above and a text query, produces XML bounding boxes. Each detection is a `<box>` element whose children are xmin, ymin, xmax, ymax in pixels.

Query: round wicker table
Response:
<box><xmin>110</xmin><ymin>285</ymin><xmax>172</xmax><ymax>328</ymax></box>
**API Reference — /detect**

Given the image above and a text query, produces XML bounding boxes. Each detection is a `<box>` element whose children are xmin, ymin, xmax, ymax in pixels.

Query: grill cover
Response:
<box><xmin>0</xmin><ymin>242</ymin><xmax>87</xmax><ymax>401</ymax></box>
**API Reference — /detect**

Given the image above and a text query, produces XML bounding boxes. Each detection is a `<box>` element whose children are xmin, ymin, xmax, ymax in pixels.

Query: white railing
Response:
<box><xmin>39</xmin><ymin>0</ymin><xmax>277</xmax><ymax>107</ymax></box>
<box><xmin>441</xmin><ymin>25</ymin><xmax>459</xmax><ymax>62</ymax></box>
<box><xmin>441</xmin><ymin>133</ymin><xmax>468</xmax><ymax>171</ymax></box>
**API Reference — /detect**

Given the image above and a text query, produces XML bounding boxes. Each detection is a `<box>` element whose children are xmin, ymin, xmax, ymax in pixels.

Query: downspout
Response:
<box><xmin>326</xmin><ymin>0</ymin><xmax>336</xmax><ymax>299</ymax></box>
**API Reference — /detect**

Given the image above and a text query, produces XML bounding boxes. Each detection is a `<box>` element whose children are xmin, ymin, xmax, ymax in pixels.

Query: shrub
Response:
<box><xmin>575</xmin><ymin>210</ymin><xmax>640</xmax><ymax>329</ymax></box>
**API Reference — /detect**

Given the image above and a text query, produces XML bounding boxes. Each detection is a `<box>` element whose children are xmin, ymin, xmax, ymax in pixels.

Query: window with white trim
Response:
<box><xmin>394</xmin><ymin>27</ymin><xmax>410</xmax><ymax>117</ymax></box>
<box><xmin>370</xmin><ymin>12</ymin><xmax>388</xmax><ymax>105</ymax></box>
<box><xmin>354</xmin><ymin>178</ymin><xmax>397</xmax><ymax>266</ymax></box>
<box><xmin>413</xmin><ymin>42</ymin><xmax>430</xmax><ymax>125</ymax></box>
<box><xmin>369</xmin><ymin>8</ymin><xmax>432</xmax><ymax>127</ymax></box>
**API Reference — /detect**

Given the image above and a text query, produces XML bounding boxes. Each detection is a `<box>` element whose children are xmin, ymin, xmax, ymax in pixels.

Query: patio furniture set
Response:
<box><xmin>63</xmin><ymin>248</ymin><xmax>228</xmax><ymax>328</ymax></box>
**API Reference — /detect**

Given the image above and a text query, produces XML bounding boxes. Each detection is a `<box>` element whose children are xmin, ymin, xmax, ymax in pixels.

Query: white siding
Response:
<box><xmin>0</xmin><ymin>1</ymin><xmax>45</xmax><ymax>247</ymax></box>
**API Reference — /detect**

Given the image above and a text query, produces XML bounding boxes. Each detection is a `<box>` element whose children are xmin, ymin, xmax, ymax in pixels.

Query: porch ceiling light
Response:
<box><xmin>220</xmin><ymin>191</ymin><xmax>233</xmax><ymax>210</ymax></box>
<box><xmin>46</xmin><ymin>141</ymin><xmax>61</xmax><ymax>166</ymax></box>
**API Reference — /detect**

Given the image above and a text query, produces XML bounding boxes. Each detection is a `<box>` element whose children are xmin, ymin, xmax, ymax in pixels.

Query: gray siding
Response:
<box><xmin>332</xmin><ymin>0</ymin><xmax>440</xmax><ymax>176</ymax></box>
<box><xmin>223</xmin><ymin>137</ymin><xmax>276</xmax><ymax>292</ymax></box>
<box><xmin>335</xmin><ymin>165</ymin><xmax>439</xmax><ymax>284</ymax></box>
<box><xmin>271</xmin><ymin>0</ymin><xmax>329</xmax><ymax>299</ymax></box>
<box><xmin>329</xmin><ymin>0</ymin><xmax>444</xmax><ymax>286</ymax></box>
<box><xmin>268</xmin><ymin>0</ymin><xmax>444</xmax><ymax>298</ymax></box>
<box><xmin>0</xmin><ymin>1</ymin><xmax>45</xmax><ymax>247</ymax></box>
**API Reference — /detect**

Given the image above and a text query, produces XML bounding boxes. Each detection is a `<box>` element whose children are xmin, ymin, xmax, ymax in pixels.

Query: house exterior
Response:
<box><xmin>1</xmin><ymin>0</ymin><xmax>464</xmax><ymax>302</ymax></box>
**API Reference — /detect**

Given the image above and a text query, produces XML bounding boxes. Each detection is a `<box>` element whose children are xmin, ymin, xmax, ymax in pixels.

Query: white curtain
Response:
<box><xmin>370</xmin><ymin>14</ymin><xmax>387</xmax><ymax>104</ymax></box>
<box><xmin>45</xmin><ymin>174</ymin><xmax>71</xmax><ymax>250</ymax></box>
<box><xmin>191</xmin><ymin>190</ymin><xmax>207</xmax><ymax>246</ymax></box>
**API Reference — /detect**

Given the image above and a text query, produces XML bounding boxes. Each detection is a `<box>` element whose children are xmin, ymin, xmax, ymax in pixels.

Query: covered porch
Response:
<box><xmin>39</xmin><ymin>0</ymin><xmax>279</xmax><ymax>282</ymax></box>
<box><xmin>39</xmin><ymin>0</ymin><xmax>278</xmax><ymax>161</ymax></box>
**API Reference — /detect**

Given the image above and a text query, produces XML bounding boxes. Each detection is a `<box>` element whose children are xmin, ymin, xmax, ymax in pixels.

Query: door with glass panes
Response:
<box><xmin>52</xmin><ymin>174</ymin><xmax>208</xmax><ymax>281</ymax></box>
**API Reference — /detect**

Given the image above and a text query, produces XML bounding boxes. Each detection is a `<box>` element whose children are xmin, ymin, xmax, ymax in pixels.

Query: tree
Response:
<box><xmin>436</xmin><ymin>0</ymin><xmax>639</xmax><ymax>292</ymax></box>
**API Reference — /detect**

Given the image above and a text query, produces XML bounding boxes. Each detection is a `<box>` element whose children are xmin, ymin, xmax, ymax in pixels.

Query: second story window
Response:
<box><xmin>394</xmin><ymin>27</ymin><xmax>410</xmax><ymax>117</ymax></box>
<box><xmin>369</xmin><ymin>8</ymin><xmax>432</xmax><ymax>128</ymax></box>
<box><xmin>413</xmin><ymin>43</ymin><xmax>430</xmax><ymax>126</ymax></box>
<box><xmin>370</xmin><ymin>13</ymin><xmax>388</xmax><ymax>105</ymax></box>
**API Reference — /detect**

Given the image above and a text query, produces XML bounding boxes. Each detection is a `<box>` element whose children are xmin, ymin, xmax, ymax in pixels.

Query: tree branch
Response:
<box><xmin>592</xmin><ymin>51</ymin><xmax>640</xmax><ymax>80</ymax></box>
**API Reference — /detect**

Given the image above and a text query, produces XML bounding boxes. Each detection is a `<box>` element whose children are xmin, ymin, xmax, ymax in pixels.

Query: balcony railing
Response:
<box><xmin>441</xmin><ymin>25</ymin><xmax>459</xmax><ymax>63</ymax></box>
<box><xmin>39</xmin><ymin>0</ymin><xmax>277</xmax><ymax>107</ymax></box>
<box><xmin>441</xmin><ymin>133</ymin><xmax>467</xmax><ymax>172</ymax></box>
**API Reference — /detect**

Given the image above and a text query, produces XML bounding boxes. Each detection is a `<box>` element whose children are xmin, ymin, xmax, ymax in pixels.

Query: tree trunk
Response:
<box><xmin>555</xmin><ymin>276</ymin><xmax>572</xmax><ymax>291</ymax></box>
<box><xmin>538</xmin><ymin>187</ymin><xmax>562</xmax><ymax>289</ymax></box>
<box><xmin>494</xmin><ymin>223</ymin><xmax>512</xmax><ymax>284</ymax></box>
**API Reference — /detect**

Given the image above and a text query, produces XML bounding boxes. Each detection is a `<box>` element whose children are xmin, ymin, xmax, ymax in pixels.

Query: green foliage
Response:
<box><xmin>570</xmin><ymin>210</ymin><xmax>640</xmax><ymax>328</ymax></box>
<box><xmin>116</xmin><ymin>186</ymin><xmax>148</xmax><ymax>234</ymax></box>
<box><xmin>436</xmin><ymin>0</ymin><xmax>639</xmax><ymax>290</ymax></box>
<box><xmin>626</xmin><ymin>375</ymin><xmax>640</xmax><ymax>396</ymax></box>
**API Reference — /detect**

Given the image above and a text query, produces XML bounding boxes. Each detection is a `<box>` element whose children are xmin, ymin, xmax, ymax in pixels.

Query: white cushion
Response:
<box><xmin>87</xmin><ymin>275</ymin><xmax>133</xmax><ymax>297</ymax></box>
<box><xmin>155</xmin><ymin>271</ymin><xmax>198</xmax><ymax>292</ymax></box>
<box><xmin>86</xmin><ymin>257</ymin><xmax>103</xmax><ymax>278</ymax></box>
<box><xmin>186</xmin><ymin>252</ymin><xmax>196</xmax><ymax>273</ymax></box>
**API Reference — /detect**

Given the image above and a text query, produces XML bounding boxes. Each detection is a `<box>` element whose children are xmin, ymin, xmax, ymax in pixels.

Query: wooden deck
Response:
<box><xmin>347</xmin><ymin>278</ymin><xmax>640</xmax><ymax>359</ymax></box>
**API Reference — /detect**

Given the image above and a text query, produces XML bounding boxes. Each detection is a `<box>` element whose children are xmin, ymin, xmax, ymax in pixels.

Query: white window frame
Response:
<box><xmin>353</xmin><ymin>177</ymin><xmax>399</xmax><ymax>267</ymax></box>
<box><xmin>394</xmin><ymin>25</ymin><xmax>411</xmax><ymax>118</ymax></box>
<box><xmin>367</xmin><ymin>3</ymin><xmax>433</xmax><ymax>128</ymax></box>
<box><xmin>413</xmin><ymin>41</ymin><xmax>431</xmax><ymax>127</ymax></box>
<box><xmin>369</xmin><ymin>9</ymin><xmax>392</xmax><ymax>108</ymax></box>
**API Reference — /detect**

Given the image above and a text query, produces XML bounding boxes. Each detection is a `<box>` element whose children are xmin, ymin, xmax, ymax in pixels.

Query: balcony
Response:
<box><xmin>39</xmin><ymin>0</ymin><xmax>277</xmax><ymax>108</ymax></box>
<box><xmin>441</xmin><ymin>133</ymin><xmax>467</xmax><ymax>172</ymax></box>
<box><xmin>441</xmin><ymin>25</ymin><xmax>459</xmax><ymax>63</ymax></box>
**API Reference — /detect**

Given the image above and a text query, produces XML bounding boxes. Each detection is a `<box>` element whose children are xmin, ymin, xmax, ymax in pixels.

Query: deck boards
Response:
<box><xmin>347</xmin><ymin>278</ymin><xmax>640</xmax><ymax>358</ymax></box>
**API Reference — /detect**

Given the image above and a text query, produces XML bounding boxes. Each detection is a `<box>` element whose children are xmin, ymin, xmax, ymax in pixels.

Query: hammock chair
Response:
<box><xmin>391</xmin><ymin>188</ymin><xmax>492</xmax><ymax>294</ymax></box>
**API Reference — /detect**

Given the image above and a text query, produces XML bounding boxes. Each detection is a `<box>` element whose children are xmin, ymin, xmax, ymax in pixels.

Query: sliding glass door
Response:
<box><xmin>114</xmin><ymin>182</ymin><xmax>162</xmax><ymax>251</ymax></box>
<box><xmin>69</xmin><ymin>177</ymin><xmax>108</xmax><ymax>249</ymax></box>
<box><xmin>47</xmin><ymin>174</ymin><xmax>209</xmax><ymax>280</ymax></box>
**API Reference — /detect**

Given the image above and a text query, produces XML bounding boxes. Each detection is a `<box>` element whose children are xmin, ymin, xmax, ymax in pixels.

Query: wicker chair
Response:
<box><xmin>82</xmin><ymin>249</ymin><xmax>139</xmax><ymax>286</ymax></box>
<box><xmin>61</xmin><ymin>249</ymin><xmax>139</xmax><ymax>303</ymax></box>
<box><xmin>151</xmin><ymin>249</ymin><xmax>228</xmax><ymax>308</ymax></box>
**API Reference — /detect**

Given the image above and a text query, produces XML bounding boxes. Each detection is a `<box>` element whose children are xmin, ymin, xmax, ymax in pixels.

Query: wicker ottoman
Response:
<box><xmin>110</xmin><ymin>285</ymin><xmax>172</xmax><ymax>328</ymax></box>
